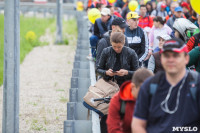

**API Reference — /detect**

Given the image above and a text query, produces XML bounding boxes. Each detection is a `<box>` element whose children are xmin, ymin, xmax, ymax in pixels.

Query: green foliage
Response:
<box><xmin>0</xmin><ymin>15</ymin><xmax>56</xmax><ymax>85</ymax></box>
<box><xmin>63</xmin><ymin>18</ymin><xmax>78</xmax><ymax>38</ymax></box>
<box><xmin>20</xmin><ymin>16</ymin><xmax>55</xmax><ymax>63</ymax></box>
<box><xmin>64</xmin><ymin>39</ymin><xmax>69</xmax><ymax>45</ymax></box>
<box><xmin>30</xmin><ymin>119</ymin><xmax>46</xmax><ymax>131</ymax></box>
<box><xmin>59</xmin><ymin>96</ymin><xmax>68</xmax><ymax>103</ymax></box>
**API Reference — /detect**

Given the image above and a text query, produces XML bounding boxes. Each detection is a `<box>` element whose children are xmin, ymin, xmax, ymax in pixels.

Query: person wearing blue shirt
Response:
<box><xmin>131</xmin><ymin>38</ymin><xmax>200</xmax><ymax>133</ymax></box>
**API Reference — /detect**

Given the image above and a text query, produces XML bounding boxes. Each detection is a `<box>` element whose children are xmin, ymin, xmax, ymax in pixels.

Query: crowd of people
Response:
<box><xmin>84</xmin><ymin>0</ymin><xmax>200</xmax><ymax>132</ymax></box>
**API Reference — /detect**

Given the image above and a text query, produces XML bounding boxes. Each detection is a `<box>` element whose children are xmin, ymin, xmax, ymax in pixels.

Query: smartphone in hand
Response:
<box><xmin>112</xmin><ymin>70</ymin><xmax>117</xmax><ymax>73</ymax></box>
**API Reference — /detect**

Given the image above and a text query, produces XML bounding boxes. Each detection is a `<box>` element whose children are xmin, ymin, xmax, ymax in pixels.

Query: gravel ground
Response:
<box><xmin>0</xmin><ymin>30</ymin><xmax>76</xmax><ymax>133</ymax></box>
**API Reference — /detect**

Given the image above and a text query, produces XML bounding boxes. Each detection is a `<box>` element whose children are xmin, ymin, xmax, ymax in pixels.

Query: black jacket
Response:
<box><xmin>96</xmin><ymin>46</ymin><xmax>139</xmax><ymax>82</ymax></box>
<box><xmin>125</xmin><ymin>26</ymin><xmax>147</xmax><ymax>62</ymax></box>
<box><xmin>96</xmin><ymin>31</ymin><xmax>129</xmax><ymax>66</ymax></box>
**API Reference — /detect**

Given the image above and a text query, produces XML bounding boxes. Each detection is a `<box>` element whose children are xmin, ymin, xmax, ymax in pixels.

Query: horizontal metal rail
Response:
<box><xmin>0</xmin><ymin>2</ymin><xmax>74</xmax><ymax>11</ymax></box>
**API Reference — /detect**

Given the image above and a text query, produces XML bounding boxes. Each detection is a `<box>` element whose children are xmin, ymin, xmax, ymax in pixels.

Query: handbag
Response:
<box><xmin>83</xmin><ymin>78</ymin><xmax>119</xmax><ymax>116</ymax></box>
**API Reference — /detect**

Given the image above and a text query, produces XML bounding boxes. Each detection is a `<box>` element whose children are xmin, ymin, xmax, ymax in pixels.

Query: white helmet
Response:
<box><xmin>173</xmin><ymin>18</ymin><xmax>198</xmax><ymax>42</ymax></box>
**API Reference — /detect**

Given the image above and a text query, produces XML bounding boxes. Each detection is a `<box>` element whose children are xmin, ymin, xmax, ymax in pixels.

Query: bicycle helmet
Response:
<box><xmin>173</xmin><ymin>18</ymin><xmax>198</xmax><ymax>42</ymax></box>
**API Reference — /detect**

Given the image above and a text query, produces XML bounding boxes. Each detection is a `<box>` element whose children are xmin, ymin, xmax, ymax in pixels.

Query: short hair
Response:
<box><xmin>140</xmin><ymin>4</ymin><xmax>146</xmax><ymax>8</ymax></box>
<box><xmin>132</xmin><ymin>68</ymin><xmax>154</xmax><ymax>88</ymax></box>
<box><xmin>110</xmin><ymin>32</ymin><xmax>125</xmax><ymax>44</ymax></box>
<box><xmin>96</xmin><ymin>3</ymin><xmax>103</xmax><ymax>9</ymax></box>
<box><xmin>153</xmin><ymin>16</ymin><xmax>166</xmax><ymax>25</ymax></box>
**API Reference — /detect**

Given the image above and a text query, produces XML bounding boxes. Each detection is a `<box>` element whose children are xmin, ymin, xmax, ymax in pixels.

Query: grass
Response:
<box><xmin>56</xmin><ymin>89</ymin><xmax>65</xmax><ymax>92</ymax></box>
<box><xmin>30</xmin><ymin>119</ymin><xmax>46</xmax><ymax>131</ymax></box>
<box><xmin>62</xmin><ymin>18</ymin><xmax>78</xmax><ymax>45</ymax></box>
<box><xmin>0</xmin><ymin>16</ymin><xmax>78</xmax><ymax>86</ymax></box>
<box><xmin>59</xmin><ymin>96</ymin><xmax>68</xmax><ymax>103</ymax></box>
<box><xmin>63</xmin><ymin>18</ymin><xmax>78</xmax><ymax>38</ymax></box>
<box><xmin>0</xmin><ymin>15</ymin><xmax>56</xmax><ymax>86</ymax></box>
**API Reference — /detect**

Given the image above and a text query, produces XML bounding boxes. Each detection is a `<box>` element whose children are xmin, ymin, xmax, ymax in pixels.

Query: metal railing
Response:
<box><xmin>0</xmin><ymin>2</ymin><xmax>75</xmax><ymax>16</ymax></box>
<box><xmin>63</xmin><ymin>12</ymin><xmax>101</xmax><ymax>133</ymax></box>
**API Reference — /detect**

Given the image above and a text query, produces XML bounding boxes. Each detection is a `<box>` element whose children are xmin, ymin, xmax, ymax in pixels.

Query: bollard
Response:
<box><xmin>76</xmin><ymin>49</ymin><xmax>89</xmax><ymax>56</ymax></box>
<box><xmin>71</xmin><ymin>77</ymin><xmax>90</xmax><ymax>88</ymax></box>
<box><xmin>72</xmin><ymin>69</ymin><xmax>90</xmax><ymax>78</ymax></box>
<box><xmin>74</xmin><ymin>55</ymin><xmax>88</xmax><ymax>62</ymax></box>
<box><xmin>67</xmin><ymin>102</ymin><xmax>91</xmax><ymax>120</ymax></box>
<box><xmin>64</xmin><ymin>120</ymin><xmax>92</xmax><ymax>133</ymax></box>
<box><xmin>73</xmin><ymin>62</ymin><xmax>90</xmax><ymax>69</ymax></box>
<box><xmin>64</xmin><ymin>121</ymin><xmax>74</xmax><ymax>133</ymax></box>
<box><xmin>69</xmin><ymin>87</ymin><xmax>89</xmax><ymax>102</ymax></box>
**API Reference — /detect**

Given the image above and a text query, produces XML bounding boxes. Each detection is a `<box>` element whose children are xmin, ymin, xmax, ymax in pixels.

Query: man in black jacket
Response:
<box><xmin>96</xmin><ymin>17</ymin><xmax>128</xmax><ymax>66</ymax></box>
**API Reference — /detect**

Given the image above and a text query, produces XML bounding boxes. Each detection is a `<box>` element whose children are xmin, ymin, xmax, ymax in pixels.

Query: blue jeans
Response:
<box><xmin>90</xmin><ymin>35</ymin><xmax>99</xmax><ymax>58</ymax></box>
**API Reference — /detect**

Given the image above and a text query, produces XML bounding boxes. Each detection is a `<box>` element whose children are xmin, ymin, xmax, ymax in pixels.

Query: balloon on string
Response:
<box><xmin>88</xmin><ymin>8</ymin><xmax>101</xmax><ymax>24</ymax></box>
<box><xmin>190</xmin><ymin>0</ymin><xmax>200</xmax><ymax>15</ymax></box>
<box><xmin>128</xmin><ymin>0</ymin><xmax>138</xmax><ymax>11</ymax></box>
<box><xmin>108</xmin><ymin>0</ymin><xmax>116</xmax><ymax>4</ymax></box>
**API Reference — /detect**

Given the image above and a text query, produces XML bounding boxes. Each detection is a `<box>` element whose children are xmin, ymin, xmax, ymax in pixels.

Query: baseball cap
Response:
<box><xmin>161</xmin><ymin>3</ymin><xmax>167</xmax><ymax>8</ymax></box>
<box><xmin>126</xmin><ymin>12</ymin><xmax>140</xmax><ymax>20</ymax></box>
<box><xmin>112</xmin><ymin>17</ymin><xmax>128</xmax><ymax>28</ymax></box>
<box><xmin>101</xmin><ymin>8</ymin><xmax>111</xmax><ymax>16</ymax></box>
<box><xmin>174</xmin><ymin>6</ymin><xmax>183</xmax><ymax>12</ymax></box>
<box><xmin>160</xmin><ymin>38</ymin><xmax>188</xmax><ymax>53</ymax></box>
<box><xmin>181</xmin><ymin>2</ymin><xmax>190</xmax><ymax>11</ymax></box>
<box><xmin>156</xmin><ymin>34</ymin><xmax>171</xmax><ymax>40</ymax></box>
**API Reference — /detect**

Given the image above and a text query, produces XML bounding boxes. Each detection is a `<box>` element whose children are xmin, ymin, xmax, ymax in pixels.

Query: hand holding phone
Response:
<box><xmin>112</xmin><ymin>70</ymin><xmax>117</xmax><ymax>73</ymax></box>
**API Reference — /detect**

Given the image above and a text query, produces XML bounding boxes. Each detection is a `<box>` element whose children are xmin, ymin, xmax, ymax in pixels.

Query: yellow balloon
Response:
<box><xmin>191</xmin><ymin>0</ymin><xmax>200</xmax><ymax>15</ymax></box>
<box><xmin>108</xmin><ymin>0</ymin><xmax>116</xmax><ymax>4</ymax></box>
<box><xmin>77</xmin><ymin>1</ymin><xmax>84</xmax><ymax>11</ymax></box>
<box><xmin>88</xmin><ymin>8</ymin><xmax>101</xmax><ymax>24</ymax></box>
<box><xmin>128</xmin><ymin>0</ymin><xmax>138</xmax><ymax>11</ymax></box>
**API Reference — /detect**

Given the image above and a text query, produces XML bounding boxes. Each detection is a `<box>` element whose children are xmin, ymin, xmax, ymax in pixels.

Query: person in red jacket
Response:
<box><xmin>138</xmin><ymin>4</ymin><xmax>153</xmax><ymax>29</ymax></box>
<box><xmin>106</xmin><ymin>68</ymin><xmax>153</xmax><ymax>133</ymax></box>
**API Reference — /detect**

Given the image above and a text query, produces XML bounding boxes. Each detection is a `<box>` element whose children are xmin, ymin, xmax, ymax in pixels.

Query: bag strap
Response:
<box><xmin>120</xmin><ymin>100</ymin><xmax>126</xmax><ymax>120</ymax></box>
<box><xmin>156</xmin><ymin>10</ymin><xmax>158</xmax><ymax>16</ymax></box>
<box><xmin>193</xmin><ymin>33</ymin><xmax>200</xmax><ymax>48</ymax></box>
<box><xmin>149</xmin><ymin>71</ymin><xmax>165</xmax><ymax>96</ymax></box>
<box><xmin>188</xmin><ymin>71</ymin><xmax>199</xmax><ymax>101</ymax></box>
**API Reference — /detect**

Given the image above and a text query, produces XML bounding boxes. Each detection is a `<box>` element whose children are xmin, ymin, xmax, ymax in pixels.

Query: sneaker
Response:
<box><xmin>86</xmin><ymin>55</ymin><xmax>95</xmax><ymax>61</ymax></box>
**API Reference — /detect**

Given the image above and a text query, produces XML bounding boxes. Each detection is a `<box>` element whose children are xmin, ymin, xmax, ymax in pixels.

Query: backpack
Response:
<box><xmin>193</xmin><ymin>32</ymin><xmax>200</xmax><ymax>48</ymax></box>
<box><xmin>149</xmin><ymin>71</ymin><xmax>199</xmax><ymax>101</ymax></box>
<box><xmin>119</xmin><ymin>71</ymin><xmax>199</xmax><ymax>120</ymax></box>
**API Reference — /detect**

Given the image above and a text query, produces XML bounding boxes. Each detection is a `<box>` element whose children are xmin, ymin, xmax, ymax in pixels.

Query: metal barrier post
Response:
<box><xmin>56</xmin><ymin>0</ymin><xmax>63</xmax><ymax>43</ymax></box>
<box><xmin>3</xmin><ymin>0</ymin><xmax>20</xmax><ymax>132</ymax></box>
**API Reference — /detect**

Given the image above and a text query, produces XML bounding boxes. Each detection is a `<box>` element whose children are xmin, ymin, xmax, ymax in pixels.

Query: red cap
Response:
<box><xmin>181</xmin><ymin>2</ymin><xmax>190</xmax><ymax>11</ymax></box>
<box><xmin>160</xmin><ymin>38</ymin><xmax>188</xmax><ymax>53</ymax></box>
<box><xmin>161</xmin><ymin>3</ymin><xmax>167</xmax><ymax>8</ymax></box>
